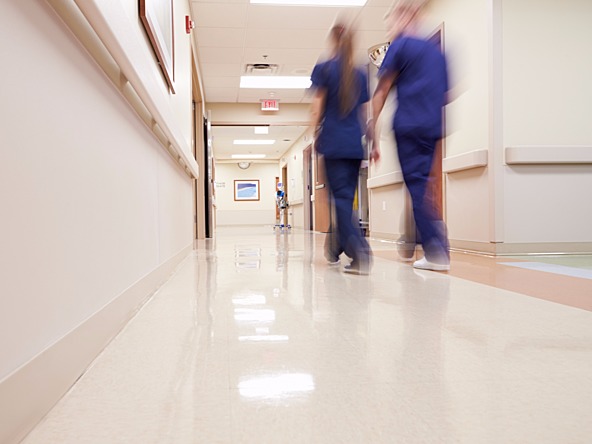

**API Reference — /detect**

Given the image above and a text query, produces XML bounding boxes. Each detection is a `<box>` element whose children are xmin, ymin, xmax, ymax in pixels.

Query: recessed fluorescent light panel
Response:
<box><xmin>251</xmin><ymin>0</ymin><xmax>366</xmax><ymax>5</ymax></box>
<box><xmin>233</xmin><ymin>140</ymin><xmax>275</xmax><ymax>145</ymax></box>
<box><xmin>232</xmin><ymin>154</ymin><xmax>267</xmax><ymax>159</ymax></box>
<box><xmin>240</xmin><ymin>76</ymin><xmax>312</xmax><ymax>89</ymax></box>
<box><xmin>254</xmin><ymin>127</ymin><xmax>269</xmax><ymax>134</ymax></box>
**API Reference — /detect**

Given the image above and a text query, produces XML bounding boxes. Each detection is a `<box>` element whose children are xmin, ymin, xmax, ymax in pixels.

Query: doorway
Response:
<box><xmin>303</xmin><ymin>145</ymin><xmax>313</xmax><ymax>230</ymax></box>
<box><xmin>191</xmin><ymin>55</ymin><xmax>208</xmax><ymax>240</ymax></box>
<box><xmin>313</xmin><ymin>151</ymin><xmax>330</xmax><ymax>233</ymax></box>
<box><xmin>428</xmin><ymin>25</ymin><xmax>445</xmax><ymax>220</ymax></box>
<box><xmin>281</xmin><ymin>165</ymin><xmax>288</xmax><ymax>227</ymax></box>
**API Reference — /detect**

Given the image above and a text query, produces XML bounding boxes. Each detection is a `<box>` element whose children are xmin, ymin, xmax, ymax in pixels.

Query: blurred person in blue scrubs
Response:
<box><xmin>368</xmin><ymin>0</ymin><xmax>450</xmax><ymax>272</ymax></box>
<box><xmin>310</xmin><ymin>21</ymin><xmax>375</xmax><ymax>275</ymax></box>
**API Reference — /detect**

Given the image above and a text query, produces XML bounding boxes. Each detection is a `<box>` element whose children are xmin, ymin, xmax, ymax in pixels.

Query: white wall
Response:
<box><xmin>215</xmin><ymin>163</ymin><xmax>279</xmax><ymax>226</ymax></box>
<box><xmin>501</xmin><ymin>0</ymin><xmax>592</xmax><ymax>249</ymax></box>
<box><xmin>0</xmin><ymin>0</ymin><xmax>194</xmax><ymax>441</ymax></box>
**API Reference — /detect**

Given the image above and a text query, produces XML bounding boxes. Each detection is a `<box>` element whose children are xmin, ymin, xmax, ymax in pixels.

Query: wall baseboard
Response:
<box><xmin>450</xmin><ymin>239</ymin><xmax>498</xmax><ymax>255</ymax></box>
<box><xmin>450</xmin><ymin>239</ymin><xmax>592</xmax><ymax>256</ymax></box>
<box><xmin>494</xmin><ymin>242</ymin><xmax>592</xmax><ymax>255</ymax></box>
<box><xmin>0</xmin><ymin>244</ymin><xmax>192</xmax><ymax>444</ymax></box>
<box><xmin>370</xmin><ymin>237</ymin><xmax>592</xmax><ymax>256</ymax></box>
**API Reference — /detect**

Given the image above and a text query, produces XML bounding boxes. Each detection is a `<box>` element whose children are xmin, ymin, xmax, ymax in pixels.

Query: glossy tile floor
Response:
<box><xmin>23</xmin><ymin>227</ymin><xmax>592</xmax><ymax>443</ymax></box>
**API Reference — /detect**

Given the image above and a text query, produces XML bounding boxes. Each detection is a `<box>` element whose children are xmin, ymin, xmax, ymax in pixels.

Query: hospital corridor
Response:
<box><xmin>2</xmin><ymin>0</ymin><xmax>592</xmax><ymax>443</ymax></box>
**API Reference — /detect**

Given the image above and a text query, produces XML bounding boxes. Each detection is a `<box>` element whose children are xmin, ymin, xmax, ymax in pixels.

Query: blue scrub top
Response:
<box><xmin>311</xmin><ymin>58</ymin><xmax>369</xmax><ymax>159</ymax></box>
<box><xmin>378</xmin><ymin>36</ymin><xmax>448</xmax><ymax>139</ymax></box>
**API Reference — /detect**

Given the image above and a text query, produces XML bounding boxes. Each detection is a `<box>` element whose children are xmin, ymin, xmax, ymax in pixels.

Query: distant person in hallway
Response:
<box><xmin>367</xmin><ymin>0</ymin><xmax>450</xmax><ymax>271</ymax></box>
<box><xmin>310</xmin><ymin>21</ymin><xmax>374</xmax><ymax>275</ymax></box>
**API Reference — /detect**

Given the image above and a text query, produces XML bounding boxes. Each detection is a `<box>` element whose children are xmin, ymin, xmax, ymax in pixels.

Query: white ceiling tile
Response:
<box><xmin>195</xmin><ymin>28</ymin><xmax>246</xmax><ymax>47</ymax></box>
<box><xmin>279</xmin><ymin>64</ymin><xmax>314</xmax><ymax>76</ymax></box>
<box><xmin>247</xmin><ymin>6</ymin><xmax>340</xmax><ymax>30</ymax></box>
<box><xmin>192</xmin><ymin>3</ymin><xmax>248</xmax><ymax>29</ymax></box>
<box><xmin>356</xmin><ymin>6</ymin><xmax>390</xmax><ymax>30</ymax></box>
<box><xmin>242</xmin><ymin>47</ymin><xmax>320</xmax><ymax>65</ymax></box>
<box><xmin>197</xmin><ymin>46</ymin><xmax>244</xmax><ymax>64</ymax></box>
<box><xmin>205</xmin><ymin>87</ymin><xmax>240</xmax><ymax>102</ymax></box>
<box><xmin>365</xmin><ymin>0</ymin><xmax>394</xmax><ymax>6</ymax></box>
<box><xmin>192</xmin><ymin>0</ymin><xmax>248</xmax><ymax>4</ymax></box>
<box><xmin>245</xmin><ymin>28</ymin><xmax>328</xmax><ymax>49</ymax></box>
<box><xmin>356</xmin><ymin>30</ymin><xmax>389</xmax><ymax>50</ymax></box>
<box><xmin>201</xmin><ymin>63</ymin><xmax>243</xmax><ymax>77</ymax></box>
<box><xmin>203</xmin><ymin>76</ymin><xmax>240</xmax><ymax>88</ymax></box>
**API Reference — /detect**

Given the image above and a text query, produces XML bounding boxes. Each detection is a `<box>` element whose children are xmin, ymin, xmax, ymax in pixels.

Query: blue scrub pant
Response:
<box><xmin>324</xmin><ymin>158</ymin><xmax>371</xmax><ymax>267</ymax></box>
<box><xmin>395</xmin><ymin>132</ymin><xmax>449</xmax><ymax>262</ymax></box>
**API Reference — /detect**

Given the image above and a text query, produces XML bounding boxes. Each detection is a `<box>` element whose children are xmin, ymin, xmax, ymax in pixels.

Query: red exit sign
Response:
<box><xmin>261</xmin><ymin>99</ymin><xmax>279</xmax><ymax>111</ymax></box>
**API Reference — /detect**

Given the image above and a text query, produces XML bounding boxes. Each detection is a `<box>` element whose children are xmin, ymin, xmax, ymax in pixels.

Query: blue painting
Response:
<box><xmin>235</xmin><ymin>180</ymin><xmax>260</xmax><ymax>201</ymax></box>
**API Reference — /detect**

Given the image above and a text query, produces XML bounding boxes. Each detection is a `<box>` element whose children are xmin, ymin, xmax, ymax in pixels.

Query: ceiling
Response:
<box><xmin>190</xmin><ymin>0</ymin><xmax>392</xmax><ymax>161</ymax></box>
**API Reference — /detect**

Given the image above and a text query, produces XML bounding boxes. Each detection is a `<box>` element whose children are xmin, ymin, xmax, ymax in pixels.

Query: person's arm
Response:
<box><xmin>310</xmin><ymin>88</ymin><xmax>326</xmax><ymax>153</ymax></box>
<box><xmin>367</xmin><ymin>71</ymin><xmax>397</xmax><ymax>162</ymax></box>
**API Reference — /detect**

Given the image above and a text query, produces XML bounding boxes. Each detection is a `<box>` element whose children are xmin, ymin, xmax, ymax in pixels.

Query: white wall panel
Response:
<box><xmin>446</xmin><ymin>167</ymin><xmax>490</xmax><ymax>243</ymax></box>
<box><xmin>502</xmin><ymin>0</ymin><xmax>592</xmax><ymax>246</ymax></box>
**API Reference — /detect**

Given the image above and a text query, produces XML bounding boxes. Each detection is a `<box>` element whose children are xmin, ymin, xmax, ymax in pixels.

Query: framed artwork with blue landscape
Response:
<box><xmin>234</xmin><ymin>180</ymin><xmax>260</xmax><ymax>201</ymax></box>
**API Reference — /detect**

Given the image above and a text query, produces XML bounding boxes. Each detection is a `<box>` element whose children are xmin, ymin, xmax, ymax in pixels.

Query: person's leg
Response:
<box><xmin>396</xmin><ymin>133</ymin><xmax>449</xmax><ymax>265</ymax></box>
<box><xmin>324</xmin><ymin>158</ymin><xmax>370</xmax><ymax>273</ymax></box>
<box><xmin>324</xmin><ymin>195</ymin><xmax>343</xmax><ymax>264</ymax></box>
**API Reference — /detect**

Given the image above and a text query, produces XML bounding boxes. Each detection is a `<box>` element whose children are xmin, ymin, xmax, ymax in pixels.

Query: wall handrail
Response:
<box><xmin>47</xmin><ymin>0</ymin><xmax>199</xmax><ymax>178</ymax></box>
<box><xmin>505</xmin><ymin>146</ymin><xmax>592</xmax><ymax>165</ymax></box>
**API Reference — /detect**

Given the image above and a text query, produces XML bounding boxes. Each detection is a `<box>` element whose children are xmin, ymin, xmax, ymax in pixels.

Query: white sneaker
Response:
<box><xmin>413</xmin><ymin>257</ymin><xmax>449</xmax><ymax>272</ymax></box>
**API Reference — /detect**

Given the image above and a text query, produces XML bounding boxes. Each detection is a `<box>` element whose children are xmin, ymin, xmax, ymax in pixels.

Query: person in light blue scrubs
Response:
<box><xmin>368</xmin><ymin>0</ymin><xmax>450</xmax><ymax>271</ymax></box>
<box><xmin>310</xmin><ymin>22</ymin><xmax>375</xmax><ymax>275</ymax></box>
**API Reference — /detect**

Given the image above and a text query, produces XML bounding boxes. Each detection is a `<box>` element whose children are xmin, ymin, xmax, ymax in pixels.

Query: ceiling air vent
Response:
<box><xmin>245</xmin><ymin>63</ymin><xmax>279</xmax><ymax>75</ymax></box>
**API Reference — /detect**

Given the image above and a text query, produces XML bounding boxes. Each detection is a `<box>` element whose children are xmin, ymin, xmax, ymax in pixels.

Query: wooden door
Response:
<box><xmin>313</xmin><ymin>153</ymin><xmax>330</xmax><ymax>233</ymax></box>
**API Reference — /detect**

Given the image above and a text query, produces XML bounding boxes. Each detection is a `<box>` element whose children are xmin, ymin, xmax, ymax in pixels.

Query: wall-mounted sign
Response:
<box><xmin>261</xmin><ymin>99</ymin><xmax>279</xmax><ymax>111</ymax></box>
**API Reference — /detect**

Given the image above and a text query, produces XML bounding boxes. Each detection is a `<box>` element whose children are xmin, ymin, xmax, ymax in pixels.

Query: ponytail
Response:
<box><xmin>331</xmin><ymin>25</ymin><xmax>359</xmax><ymax>117</ymax></box>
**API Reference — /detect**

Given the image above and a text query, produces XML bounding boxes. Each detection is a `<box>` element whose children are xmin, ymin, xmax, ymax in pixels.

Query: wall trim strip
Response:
<box><xmin>443</xmin><ymin>149</ymin><xmax>488</xmax><ymax>173</ymax></box>
<box><xmin>367</xmin><ymin>171</ymin><xmax>405</xmax><ymax>189</ymax></box>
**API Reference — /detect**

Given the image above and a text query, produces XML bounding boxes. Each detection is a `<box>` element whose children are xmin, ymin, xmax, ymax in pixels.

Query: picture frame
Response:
<box><xmin>234</xmin><ymin>180</ymin><xmax>260</xmax><ymax>201</ymax></box>
<box><xmin>139</xmin><ymin>0</ymin><xmax>175</xmax><ymax>93</ymax></box>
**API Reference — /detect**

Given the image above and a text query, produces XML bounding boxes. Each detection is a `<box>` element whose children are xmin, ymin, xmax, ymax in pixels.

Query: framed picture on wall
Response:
<box><xmin>234</xmin><ymin>180</ymin><xmax>260</xmax><ymax>201</ymax></box>
<box><xmin>139</xmin><ymin>0</ymin><xmax>175</xmax><ymax>93</ymax></box>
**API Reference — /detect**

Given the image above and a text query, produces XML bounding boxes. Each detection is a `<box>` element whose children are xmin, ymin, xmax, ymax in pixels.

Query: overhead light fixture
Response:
<box><xmin>254</xmin><ymin>127</ymin><xmax>269</xmax><ymax>134</ymax></box>
<box><xmin>232</xmin><ymin>154</ymin><xmax>267</xmax><ymax>159</ymax></box>
<box><xmin>251</xmin><ymin>0</ymin><xmax>365</xmax><ymax>5</ymax></box>
<box><xmin>240</xmin><ymin>76</ymin><xmax>312</xmax><ymax>89</ymax></box>
<box><xmin>233</xmin><ymin>140</ymin><xmax>275</xmax><ymax>145</ymax></box>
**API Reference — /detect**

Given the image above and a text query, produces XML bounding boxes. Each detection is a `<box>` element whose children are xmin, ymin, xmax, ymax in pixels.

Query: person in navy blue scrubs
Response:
<box><xmin>368</xmin><ymin>1</ymin><xmax>450</xmax><ymax>271</ymax></box>
<box><xmin>310</xmin><ymin>22</ymin><xmax>374</xmax><ymax>275</ymax></box>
